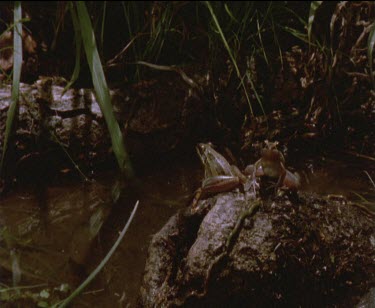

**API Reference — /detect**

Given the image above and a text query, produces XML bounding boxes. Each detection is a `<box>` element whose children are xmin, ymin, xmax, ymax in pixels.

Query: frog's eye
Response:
<box><xmin>197</xmin><ymin>143</ymin><xmax>206</xmax><ymax>150</ymax></box>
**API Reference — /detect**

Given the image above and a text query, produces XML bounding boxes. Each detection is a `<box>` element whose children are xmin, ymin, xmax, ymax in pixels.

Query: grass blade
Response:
<box><xmin>364</xmin><ymin>170</ymin><xmax>375</xmax><ymax>190</ymax></box>
<box><xmin>205</xmin><ymin>1</ymin><xmax>254</xmax><ymax>116</ymax></box>
<box><xmin>308</xmin><ymin>1</ymin><xmax>323</xmax><ymax>46</ymax></box>
<box><xmin>53</xmin><ymin>200</ymin><xmax>139</xmax><ymax>308</ymax></box>
<box><xmin>62</xmin><ymin>3</ymin><xmax>82</xmax><ymax>94</ymax></box>
<box><xmin>100</xmin><ymin>1</ymin><xmax>107</xmax><ymax>52</ymax></box>
<box><xmin>0</xmin><ymin>1</ymin><xmax>22</xmax><ymax>175</ymax></box>
<box><xmin>367</xmin><ymin>21</ymin><xmax>375</xmax><ymax>89</ymax></box>
<box><xmin>75</xmin><ymin>2</ymin><xmax>133</xmax><ymax>178</ymax></box>
<box><xmin>256</xmin><ymin>13</ymin><xmax>268</xmax><ymax>66</ymax></box>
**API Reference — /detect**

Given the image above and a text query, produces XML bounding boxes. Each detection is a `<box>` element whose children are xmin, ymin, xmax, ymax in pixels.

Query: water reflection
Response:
<box><xmin>300</xmin><ymin>155</ymin><xmax>375</xmax><ymax>212</ymax></box>
<box><xmin>0</xmin><ymin>181</ymin><xmax>113</xmax><ymax>288</ymax></box>
<box><xmin>0</xmin><ymin>156</ymin><xmax>202</xmax><ymax>306</ymax></box>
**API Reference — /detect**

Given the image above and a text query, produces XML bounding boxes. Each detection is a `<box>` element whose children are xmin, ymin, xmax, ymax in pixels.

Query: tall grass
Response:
<box><xmin>307</xmin><ymin>1</ymin><xmax>323</xmax><ymax>47</ymax></box>
<box><xmin>0</xmin><ymin>2</ymin><xmax>313</xmax><ymax>178</ymax></box>
<box><xmin>75</xmin><ymin>2</ymin><xmax>133</xmax><ymax>179</ymax></box>
<box><xmin>62</xmin><ymin>2</ymin><xmax>82</xmax><ymax>94</ymax></box>
<box><xmin>367</xmin><ymin>21</ymin><xmax>375</xmax><ymax>89</ymax></box>
<box><xmin>0</xmin><ymin>1</ymin><xmax>22</xmax><ymax>175</ymax></box>
<box><xmin>205</xmin><ymin>2</ymin><xmax>269</xmax><ymax>117</ymax></box>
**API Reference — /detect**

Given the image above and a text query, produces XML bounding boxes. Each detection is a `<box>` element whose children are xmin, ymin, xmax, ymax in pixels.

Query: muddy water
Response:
<box><xmin>0</xmin><ymin>152</ymin><xmax>374</xmax><ymax>307</ymax></box>
<box><xmin>0</xmin><ymin>154</ymin><xmax>202</xmax><ymax>307</ymax></box>
<box><xmin>300</xmin><ymin>154</ymin><xmax>375</xmax><ymax>212</ymax></box>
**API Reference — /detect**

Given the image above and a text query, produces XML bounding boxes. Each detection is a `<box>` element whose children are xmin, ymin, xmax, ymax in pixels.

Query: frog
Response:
<box><xmin>192</xmin><ymin>143</ymin><xmax>251</xmax><ymax>208</ymax></box>
<box><xmin>245</xmin><ymin>140</ymin><xmax>301</xmax><ymax>191</ymax></box>
<box><xmin>192</xmin><ymin>141</ymin><xmax>300</xmax><ymax>208</ymax></box>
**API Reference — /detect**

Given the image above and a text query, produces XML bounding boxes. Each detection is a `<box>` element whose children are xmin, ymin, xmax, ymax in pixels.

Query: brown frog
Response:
<box><xmin>245</xmin><ymin>140</ymin><xmax>301</xmax><ymax>191</ymax></box>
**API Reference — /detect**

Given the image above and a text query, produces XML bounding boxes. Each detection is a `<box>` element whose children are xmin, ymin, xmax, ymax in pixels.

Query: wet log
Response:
<box><xmin>139</xmin><ymin>191</ymin><xmax>375</xmax><ymax>307</ymax></box>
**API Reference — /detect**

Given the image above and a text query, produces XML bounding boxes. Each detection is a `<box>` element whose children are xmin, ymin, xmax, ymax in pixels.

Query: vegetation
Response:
<box><xmin>75</xmin><ymin>2</ymin><xmax>133</xmax><ymax>178</ymax></box>
<box><xmin>0</xmin><ymin>1</ymin><xmax>22</xmax><ymax>175</ymax></box>
<box><xmin>0</xmin><ymin>1</ymin><xmax>374</xmax><ymax>306</ymax></box>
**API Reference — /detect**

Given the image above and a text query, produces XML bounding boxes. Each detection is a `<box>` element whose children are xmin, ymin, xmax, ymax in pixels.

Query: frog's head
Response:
<box><xmin>261</xmin><ymin>140</ymin><xmax>285</xmax><ymax>163</ymax></box>
<box><xmin>196</xmin><ymin>143</ymin><xmax>215</xmax><ymax>165</ymax></box>
<box><xmin>264</xmin><ymin>140</ymin><xmax>279</xmax><ymax>150</ymax></box>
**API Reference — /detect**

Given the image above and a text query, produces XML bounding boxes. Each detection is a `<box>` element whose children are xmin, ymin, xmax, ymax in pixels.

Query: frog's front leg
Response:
<box><xmin>244</xmin><ymin>160</ymin><xmax>263</xmax><ymax>194</ymax></box>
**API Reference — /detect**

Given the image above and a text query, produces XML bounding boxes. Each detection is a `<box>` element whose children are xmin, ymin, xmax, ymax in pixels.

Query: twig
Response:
<box><xmin>343</xmin><ymin>150</ymin><xmax>375</xmax><ymax>162</ymax></box>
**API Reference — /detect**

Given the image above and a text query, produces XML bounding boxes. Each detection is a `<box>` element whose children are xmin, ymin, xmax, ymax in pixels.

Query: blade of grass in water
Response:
<box><xmin>0</xmin><ymin>1</ymin><xmax>22</xmax><ymax>175</ymax></box>
<box><xmin>53</xmin><ymin>200</ymin><xmax>139</xmax><ymax>308</ymax></box>
<box><xmin>75</xmin><ymin>2</ymin><xmax>133</xmax><ymax>178</ymax></box>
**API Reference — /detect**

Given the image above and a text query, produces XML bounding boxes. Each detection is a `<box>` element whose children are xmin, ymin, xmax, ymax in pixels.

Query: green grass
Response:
<box><xmin>62</xmin><ymin>3</ymin><xmax>82</xmax><ymax>94</ymax></box>
<box><xmin>75</xmin><ymin>2</ymin><xmax>133</xmax><ymax>179</ymax></box>
<box><xmin>308</xmin><ymin>1</ymin><xmax>323</xmax><ymax>47</ymax></box>
<box><xmin>367</xmin><ymin>21</ymin><xmax>375</xmax><ymax>89</ymax></box>
<box><xmin>205</xmin><ymin>1</ymin><xmax>257</xmax><ymax>116</ymax></box>
<box><xmin>0</xmin><ymin>1</ymin><xmax>22</xmax><ymax>175</ymax></box>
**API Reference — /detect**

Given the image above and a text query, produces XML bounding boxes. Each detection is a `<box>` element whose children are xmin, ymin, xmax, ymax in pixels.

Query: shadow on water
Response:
<box><xmin>0</xmin><ymin>149</ymin><xmax>374</xmax><ymax>306</ymax></box>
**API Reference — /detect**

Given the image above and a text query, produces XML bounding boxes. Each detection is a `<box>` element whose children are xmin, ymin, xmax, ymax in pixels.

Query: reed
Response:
<box><xmin>75</xmin><ymin>2</ymin><xmax>133</xmax><ymax>179</ymax></box>
<box><xmin>0</xmin><ymin>1</ymin><xmax>22</xmax><ymax>175</ymax></box>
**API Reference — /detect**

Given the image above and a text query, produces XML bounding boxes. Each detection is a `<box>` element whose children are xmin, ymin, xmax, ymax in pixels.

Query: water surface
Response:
<box><xmin>0</xmin><ymin>151</ymin><xmax>373</xmax><ymax>306</ymax></box>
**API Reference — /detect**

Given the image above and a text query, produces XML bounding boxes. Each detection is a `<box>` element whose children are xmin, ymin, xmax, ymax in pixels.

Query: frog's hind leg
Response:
<box><xmin>274</xmin><ymin>164</ymin><xmax>287</xmax><ymax>194</ymax></box>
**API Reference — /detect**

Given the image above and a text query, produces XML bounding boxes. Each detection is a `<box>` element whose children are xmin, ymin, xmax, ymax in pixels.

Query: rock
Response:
<box><xmin>0</xmin><ymin>74</ymin><xmax>206</xmax><ymax>182</ymax></box>
<box><xmin>139</xmin><ymin>191</ymin><xmax>375</xmax><ymax>307</ymax></box>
